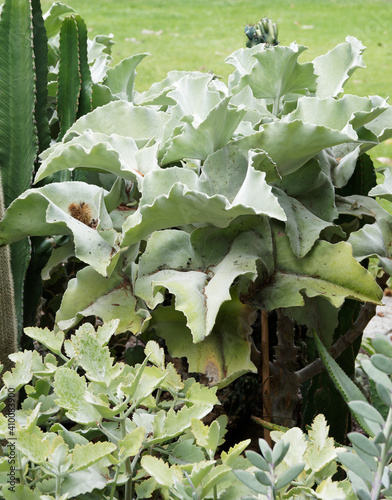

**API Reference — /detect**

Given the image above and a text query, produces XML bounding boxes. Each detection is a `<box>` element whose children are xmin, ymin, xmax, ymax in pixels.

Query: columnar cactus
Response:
<box><xmin>0</xmin><ymin>175</ymin><xmax>17</xmax><ymax>385</ymax></box>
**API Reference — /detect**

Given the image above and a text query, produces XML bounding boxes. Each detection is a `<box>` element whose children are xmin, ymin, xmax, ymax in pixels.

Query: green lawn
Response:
<box><xmin>41</xmin><ymin>0</ymin><xmax>392</xmax><ymax>158</ymax></box>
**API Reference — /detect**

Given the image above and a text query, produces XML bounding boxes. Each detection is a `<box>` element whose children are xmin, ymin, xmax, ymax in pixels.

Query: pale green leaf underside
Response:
<box><xmin>103</xmin><ymin>53</ymin><xmax>148</xmax><ymax>101</ymax></box>
<box><xmin>63</xmin><ymin>100</ymin><xmax>170</xmax><ymax>143</ymax></box>
<box><xmin>136</xmin><ymin>220</ymin><xmax>271</xmax><ymax>342</ymax></box>
<box><xmin>313</xmin><ymin>36</ymin><xmax>366</xmax><ymax>98</ymax></box>
<box><xmin>284</xmin><ymin>94</ymin><xmax>388</xmax><ymax>141</ymax></box>
<box><xmin>155</xmin><ymin>296</ymin><xmax>257</xmax><ymax>388</ymax></box>
<box><xmin>35</xmin><ymin>131</ymin><xmax>159</xmax><ymax>186</ymax></box>
<box><xmin>55</xmin><ymin>260</ymin><xmax>150</xmax><ymax>334</ymax></box>
<box><xmin>160</xmin><ymin>97</ymin><xmax>245</xmax><ymax>164</ymax></box>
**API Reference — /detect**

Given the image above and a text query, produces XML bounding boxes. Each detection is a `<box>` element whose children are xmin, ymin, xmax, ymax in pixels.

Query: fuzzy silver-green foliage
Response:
<box><xmin>0</xmin><ymin>321</ymin><xmax>252</xmax><ymax>499</ymax></box>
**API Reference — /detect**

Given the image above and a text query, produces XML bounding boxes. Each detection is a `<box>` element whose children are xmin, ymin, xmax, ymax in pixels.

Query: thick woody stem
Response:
<box><xmin>270</xmin><ymin>309</ymin><xmax>300</xmax><ymax>427</ymax></box>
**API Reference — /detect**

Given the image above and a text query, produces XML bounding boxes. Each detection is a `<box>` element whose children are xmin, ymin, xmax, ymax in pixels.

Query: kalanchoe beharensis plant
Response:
<box><xmin>245</xmin><ymin>17</ymin><xmax>279</xmax><ymax>47</ymax></box>
<box><xmin>1</xmin><ymin>32</ymin><xmax>392</xmax><ymax>433</ymax></box>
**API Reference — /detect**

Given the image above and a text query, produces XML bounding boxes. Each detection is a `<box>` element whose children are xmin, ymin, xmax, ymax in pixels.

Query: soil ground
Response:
<box><xmin>363</xmin><ymin>295</ymin><xmax>392</xmax><ymax>339</ymax></box>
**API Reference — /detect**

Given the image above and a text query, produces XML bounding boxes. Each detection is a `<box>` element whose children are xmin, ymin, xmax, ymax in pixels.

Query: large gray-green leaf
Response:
<box><xmin>332</xmin><ymin>145</ymin><xmax>361</xmax><ymax>189</ymax></box>
<box><xmin>254</xmin><ymin>224</ymin><xmax>382</xmax><ymax>310</ymax></box>
<box><xmin>43</xmin><ymin>2</ymin><xmax>75</xmax><ymax>39</ymax></box>
<box><xmin>273</xmin><ymin>156</ymin><xmax>338</xmax><ymax>222</ymax></box>
<box><xmin>135</xmin><ymin>70</ymin><xmax>205</xmax><ymax>106</ymax></box>
<box><xmin>283</xmin><ymin>95</ymin><xmax>388</xmax><ymax>142</ymax></box>
<box><xmin>55</xmin><ymin>257</ymin><xmax>150</xmax><ymax>333</ymax></box>
<box><xmin>227</xmin><ymin>42</ymin><xmax>317</xmax><ymax>115</ymax></box>
<box><xmin>348</xmin><ymin>217</ymin><xmax>392</xmax><ymax>275</ymax></box>
<box><xmin>336</xmin><ymin>194</ymin><xmax>390</xmax><ymax>220</ymax></box>
<box><xmin>0</xmin><ymin>182</ymin><xmax>120</xmax><ymax>276</ymax></box>
<box><xmin>362</xmin><ymin>106</ymin><xmax>392</xmax><ymax>148</ymax></box>
<box><xmin>165</xmin><ymin>73</ymin><xmax>225</xmax><ymax>123</ymax></box>
<box><xmin>152</xmin><ymin>294</ymin><xmax>257</xmax><ymax>388</ymax></box>
<box><xmin>61</xmin><ymin>100</ymin><xmax>170</xmax><ymax>146</ymax></box>
<box><xmin>313</xmin><ymin>36</ymin><xmax>366</xmax><ymax>98</ymax></box>
<box><xmin>226</xmin><ymin>44</ymin><xmax>266</xmax><ymax>92</ymax></box>
<box><xmin>122</xmin><ymin>147</ymin><xmax>285</xmax><ymax>247</ymax></box>
<box><xmin>160</xmin><ymin>96</ymin><xmax>245</xmax><ymax>164</ymax></box>
<box><xmin>368</xmin><ymin>167</ymin><xmax>392</xmax><ymax>201</ymax></box>
<box><xmin>35</xmin><ymin>131</ymin><xmax>159</xmax><ymax>187</ymax></box>
<box><xmin>272</xmin><ymin>187</ymin><xmax>341</xmax><ymax>258</ymax></box>
<box><xmin>223</xmin><ymin>85</ymin><xmax>275</xmax><ymax>132</ymax></box>
<box><xmin>234</xmin><ymin>120</ymin><xmax>354</xmax><ymax>177</ymax></box>
<box><xmin>102</xmin><ymin>53</ymin><xmax>148</xmax><ymax>101</ymax></box>
<box><xmin>136</xmin><ymin>217</ymin><xmax>273</xmax><ymax>342</ymax></box>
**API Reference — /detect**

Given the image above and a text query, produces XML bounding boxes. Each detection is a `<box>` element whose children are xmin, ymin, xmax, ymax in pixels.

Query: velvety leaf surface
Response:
<box><xmin>153</xmin><ymin>298</ymin><xmax>257</xmax><ymax>387</ymax></box>
<box><xmin>255</xmin><ymin>225</ymin><xmax>382</xmax><ymax>310</ymax></box>
<box><xmin>228</xmin><ymin>43</ymin><xmax>317</xmax><ymax>113</ymax></box>
<box><xmin>0</xmin><ymin>182</ymin><xmax>119</xmax><ymax>276</ymax></box>
<box><xmin>54</xmin><ymin>367</ymin><xmax>102</xmax><ymax>424</ymax></box>
<box><xmin>313</xmin><ymin>36</ymin><xmax>366</xmax><ymax>98</ymax></box>
<box><xmin>122</xmin><ymin>148</ymin><xmax>285</xmax><ymax>247</ymax></box>
<box><xmin>160</xmin><ymin>97</ymin><xmax>245</xmax><ymax>164</ymax></box>
<box><xmin>55</xmin><ymin>259</ymin><xmax>150</xmax><ymax>333</ymax></box>
<box><xmin>348</xmin><ymin>217</ymin><xmax>392</xmax><ymax>275</ymax></box>
<box><xmin>136</xmin><ymin>218</ymin><xmax>272</xmax><ymax>342</ymax></box>
<box><xmin>35</xmin><ymin>131</ymin><xmax>160</xmax><ymax>187</ymax></box>
<box><xmin>234</xmin><ymin>120</ymin><xmax>353</xmax><ymax>177</ymax></box>
<box><xmin>103</xmin><ymin>53</ymin><xmax>148</xmax><ymax>101</ymax></box>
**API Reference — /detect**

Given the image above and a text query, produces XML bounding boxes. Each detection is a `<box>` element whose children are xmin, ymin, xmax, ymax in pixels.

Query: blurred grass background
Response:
<box><xmin>41</xmin><ymin>0</ymin><xmax>392</xmax><ymax>161</ymax></box>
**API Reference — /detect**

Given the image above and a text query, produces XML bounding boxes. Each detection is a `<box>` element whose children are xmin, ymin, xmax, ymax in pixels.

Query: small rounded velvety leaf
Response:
<box><xmin>258</xmin><ymin>439</ymin><xmax>273</xmax><ymax>463</ymax></box>
<box><xmin>233</xmin><ymin>470</ymin><xmax>268</xmax><ymax>495</ymax></box>
<box><xmin>271</xmin><ymin>439</ymin><xmax>289</xmax><ymax>467</ymax></box>
<box><xmin>348</xmin><ymin>401</ymin><xmax>385</xmax><ymax>426</ymax></box>
<box><xmin>275</xmin><ymin>463</ymin><xmax>305</xmax><ymax>490</ymax></box>
<box><xmin>338</xmin><ymin>452</ymin><xmax>374</xmax><ymax>485</ymax></box>
<box><xmin>348</xmin><ymin>432</ymin><xmax>380</xmax><ymax>457</ymax></box>
<box><xmin>372</xmin><ymin>336</ymin><xmax>392</xmax><ymax>358</ymax></box>
<box><xmin>371</xmin><ymin>354</ymin><xmax>392</xmax><ymax>375</ymax></box>
<box><xmin>254</xmin><ymin>469</ymin><xmax>271</xmax><ymax>486</ymax></box>
<box><xmin>245</xmin><ymin>450</ymin><xmax>269</xmax><ymax>471</ymax></box>
<box><xmin>376</xmin><ymin>382</ymin><xmax>392</xmax><ymax>407</ymax></box>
